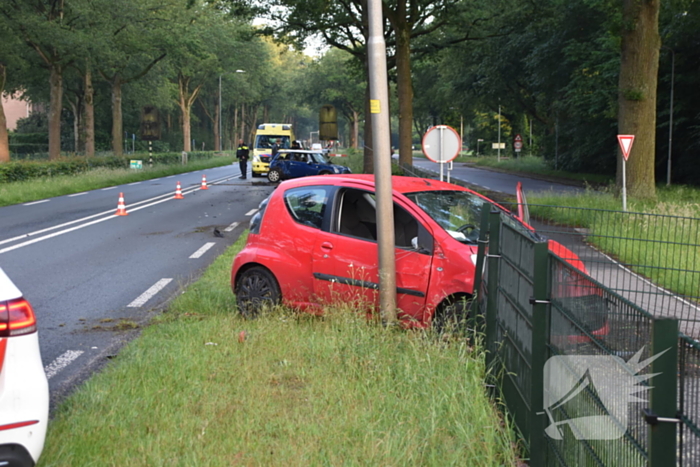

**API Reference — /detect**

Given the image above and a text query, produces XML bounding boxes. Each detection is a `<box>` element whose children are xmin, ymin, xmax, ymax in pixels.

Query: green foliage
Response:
<box><xmin>0</xmin><ymin>152</ymin><xmax>216</xmax><ymax>183</ymax></box>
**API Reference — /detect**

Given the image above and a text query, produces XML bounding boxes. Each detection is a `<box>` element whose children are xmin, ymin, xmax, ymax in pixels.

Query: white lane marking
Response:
<box><xmin>1</xmin><ymin>173</ymin><xmax>246</xmax><ymax>253</ymax></box>
<box><xmin>245</xmin><ymin>209</ymin><xmax>258</xmax><ymax>216</ymax></box>
<box><xmin>190</xmin><ymin>242</ymin><xmax>216</xmax><ymax>259</ymax></box>
<box><xmin>101</xmin><ymin>187</ymin><xmax>116</xmax><ymax>191</ymax></box>
<box><xmin>24</xmin><ymin>200</ymin><xmax>49</xmax><ymax>206</ymax></box>
<box><xmin>165</xmin><ymin>175</ymin><xmax>175</xmax><ymax>179</ymax></box>
<box><xmin>128</xmin><ymin>182</ymin><xmax>142</xmax><ymax>186</ymax></box>
<box><xmin>45</xmin><ymin>350</ymin><xmax>84</xmax><ymax>379</ymax></box>
<box><xmin>0</xmin><ymin>215</ymin><xmax>119</xmax><ymax>254</ymax></box>
<box><xmin>127</xmin><ymin>278</ymin><xmax>173</xmax><ymax>308</ymax></box>
<box><xmin>68</xmin><ymin>192</ymin><xmax>88</xmax><ymax>197</ymax></box>
<box><xmin>224</xmin><ymin>221</ymin><xmax>239</xmax><ymax>232</ymax></box>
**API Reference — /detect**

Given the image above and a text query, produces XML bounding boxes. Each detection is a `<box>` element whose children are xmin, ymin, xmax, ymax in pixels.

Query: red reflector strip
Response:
<box><xmin>0</xmin><ymin>420</ymin><xmax>39</xmax><ymax>431</ymax></box>
<box><xmin>0</xmin><ymin>339</ymin><xmax>6</xmax><ymax>373</ymax></box>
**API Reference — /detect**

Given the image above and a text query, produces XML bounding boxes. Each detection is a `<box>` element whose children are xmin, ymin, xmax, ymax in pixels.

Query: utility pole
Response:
<box><xmin>218</xmin><ymin>75</ymin><xmax>222</xmax><ymax>151</ymax></box>
<box><xmin>497</xmin><ymin>104</ymin><xmax>502</xmax><ymax>162</ymax></box>
<box><xmin>367</xmin><ymin>0</ymin><xmax>396</xmax><ymax>325</ymax></box>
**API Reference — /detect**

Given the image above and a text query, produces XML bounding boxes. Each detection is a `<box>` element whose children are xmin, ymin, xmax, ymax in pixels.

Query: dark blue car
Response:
<box><xmin>267</xmin><ymin>150</ymin><xmax>352</xmax><ymax>183</ymax></box>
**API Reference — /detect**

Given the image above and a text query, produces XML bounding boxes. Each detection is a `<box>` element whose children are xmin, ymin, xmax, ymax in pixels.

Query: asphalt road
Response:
<box><xmin>412</xmin><ymin>158</ymin><xmax>584</xmax><ymax>195</ymax></box>
<box><xmin>0</xmin><ymin>163</ymin><xmax>274</xmax><ymax>407</ymax></box>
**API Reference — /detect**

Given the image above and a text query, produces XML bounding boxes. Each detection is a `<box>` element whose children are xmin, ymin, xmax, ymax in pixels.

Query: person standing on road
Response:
<box><xmin>271</xmin><ymin>138</ymin><xmax>282</xmax><ymax>156</ymax></box>
<box><xmin>236</xmin><ymin>139</ymin><xmax>249</xmax><ymax>179</ymax></box>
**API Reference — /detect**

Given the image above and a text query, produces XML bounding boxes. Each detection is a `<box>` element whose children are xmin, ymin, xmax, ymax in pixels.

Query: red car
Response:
<box><xmin>231</xmin><ymin>174</ymin><xmax>600</xmax><ymax>330</ymax></box>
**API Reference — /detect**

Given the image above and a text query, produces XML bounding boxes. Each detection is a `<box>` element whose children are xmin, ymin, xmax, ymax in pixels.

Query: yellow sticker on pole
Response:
<box><xmin>370</xmin><ymin>99</ymin><xmax>380</xmax><ymax>114</ymax></box>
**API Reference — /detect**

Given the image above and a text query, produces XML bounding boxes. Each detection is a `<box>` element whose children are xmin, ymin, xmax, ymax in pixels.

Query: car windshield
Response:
<box><xmin>255</xmin><ymin>135</ymin><xmax>291</xmax><ymax>149</ymax></box>
<box><xmin>405</xmin><ymin>190</ymin><xmax>541</xmax><ymax>244</ymax></box>
<box><xmin>309</xmin><ymin>151</ymin><xmax>329</xmax><ymax>164</ymax></box>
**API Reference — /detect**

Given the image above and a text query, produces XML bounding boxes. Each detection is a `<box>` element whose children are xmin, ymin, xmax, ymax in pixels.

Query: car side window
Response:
<box><xmin>335</xmin><ymin>189</ymin><xmax>422</xmax><ymax>249</ymax></box>
<box><xmin>284</xmin><ymin>187</ymin><xmax>330</xmax><ymax>230</ymax></box>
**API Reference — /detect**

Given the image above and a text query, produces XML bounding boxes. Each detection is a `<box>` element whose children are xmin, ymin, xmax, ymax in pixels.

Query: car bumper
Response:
<box><xmin>252</xmin><ymin>161</ymin><xmax>270</xmax><ymax>174</ymax></box>
<box><xmin>0</xmin><ymin>334</ymin><xmax>49</xmax><ymax>465</ymax></box>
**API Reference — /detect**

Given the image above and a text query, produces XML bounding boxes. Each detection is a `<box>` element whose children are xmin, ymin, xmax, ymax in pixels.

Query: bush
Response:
<box><xmin>0</xmin><ymin>151</ymin><xmax>217</xmax><ymax>183</ymax></box>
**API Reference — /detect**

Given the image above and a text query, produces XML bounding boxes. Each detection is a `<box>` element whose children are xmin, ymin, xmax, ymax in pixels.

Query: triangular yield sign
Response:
<box><xmin>617</xmin><ymin>135</ymin><xmax>635</xmax><ymax>161</ymax></box>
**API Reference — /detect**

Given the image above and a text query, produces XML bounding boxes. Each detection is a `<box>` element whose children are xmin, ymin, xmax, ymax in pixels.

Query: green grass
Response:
<box><xmin>0</xmin><ymin>155</ymin><xmax>238</xmax><ymax>207</ymax></box>
<box><xmin>40</xmin><ymin>234</ymin><xmax>517</xmax><ymax>466</ymax></box>
<box><xmin>527</xmin><ymin>188</ymin><xmax>700</xmax><ymax>299</ymax></box>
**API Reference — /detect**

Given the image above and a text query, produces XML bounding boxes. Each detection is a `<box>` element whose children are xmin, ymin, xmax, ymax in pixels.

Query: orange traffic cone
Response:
<box><xmin>174</xmin><ymin>181</ymin><xmax>185</xmax><ymax>199</ymax></box>
<box><xmin>116</xmin><ymin>192</ymin><xmax>128</xmax><ymax>216</ymax></box>
<box><xmin>201</xmin><ymin>174</ymin><xmax>208</xmax><ymax>190</ymax></box>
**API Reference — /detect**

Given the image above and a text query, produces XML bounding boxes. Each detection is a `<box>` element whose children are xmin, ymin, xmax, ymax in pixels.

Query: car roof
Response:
<box><xmin>0</xmin><ymin>267</ymin><xmax>23</xmax><ymax>301</ymax></box>
<box><xmin>277</xmin><ymin>149</ymin><xmax>323</xmax><ymax>154</ymax></box>
<box><xmin>278</xmin><ymin>174</ymin><xmax>474</xmax><ymax>194</ymax></box>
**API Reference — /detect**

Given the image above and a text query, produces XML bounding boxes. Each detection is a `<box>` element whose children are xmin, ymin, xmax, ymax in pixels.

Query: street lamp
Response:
<box><xmin>662</xmin><ymin>46</ymin><xmax>675</xmax><ymax>186</ymax></box>
<box><xmin>219</xmin><ymin>70</ymin><xmax>245</xmax><ymax>151</ymax></box>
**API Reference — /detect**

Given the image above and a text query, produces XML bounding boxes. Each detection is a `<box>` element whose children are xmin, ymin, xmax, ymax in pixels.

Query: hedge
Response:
<box><xmin>0</xmin><ymin>152</ymin><xmax>215</xmax><ymax>183</ymax></box>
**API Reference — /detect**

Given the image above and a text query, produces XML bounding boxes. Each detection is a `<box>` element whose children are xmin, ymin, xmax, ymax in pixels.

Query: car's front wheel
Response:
<box><xmin>432</xmin><ymin>295</ymin><xmax>472</xmax><ymax>334</ymax></box>
<box><xmin>268</xmin><ymin>168</ymin><xmax>282</xmax><ymax>183</ymax></box>
<box><xmin>236</xmin><ymin>266</ymin><xmax>281</xmax><ymax>318</ymax></box>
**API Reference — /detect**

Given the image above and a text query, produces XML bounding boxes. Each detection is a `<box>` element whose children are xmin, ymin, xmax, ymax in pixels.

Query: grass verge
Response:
<box><xmin>40</xmin><ymin>233</ymin><xmax>517</xmax><ymax>466</ymax></box>
<box><xmin>0</xmin><ymin>155</ymin><xmax>238</xmax><ymax>207</ymax></box>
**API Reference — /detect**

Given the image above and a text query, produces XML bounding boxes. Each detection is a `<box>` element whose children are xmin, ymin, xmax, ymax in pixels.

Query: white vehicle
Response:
<box><xmin>0</xmin><ymin>267</ymin><xmax>49</xmax><ymax>466</ymax></box>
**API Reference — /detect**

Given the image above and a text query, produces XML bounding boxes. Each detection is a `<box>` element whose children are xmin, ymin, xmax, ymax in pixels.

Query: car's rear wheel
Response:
<box><xmin>268</xmin><ymin>168</ymin><xmax>282</xmax><ymax>183</ymax></box>
<box><xmin>236</xmin><ymin>266</ymin><xmax>281</xmax><ymax>318</ymax></box>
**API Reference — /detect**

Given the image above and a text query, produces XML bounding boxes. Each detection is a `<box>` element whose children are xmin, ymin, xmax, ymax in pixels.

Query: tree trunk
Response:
<box><xmin>352</xmin><ymin>109</ymin><xmax>359</xmax><ymax>149</ymax></box>
<box><xmin>111</xmin><ymin>78</ymin><xmax>123</xmax><ymax>156</ymax></box>
<box><xmin>395</xmin><ymin>23</ymin><xmax>413</xmax><ymax>167</ymax></box>
<box><xmin>181</xmin><ymin>101</ymin><xmax>191</xmax><ymax>152</ymax></box>
<box><xmin>69</xmin><ymin>100</ymin><xmax>80</xmax><ymax>153</ymax></box>
<box><xmin>48</xmin><ymin>65</ymin><xmax>63</xmax><ymax>159</ymax></box>
<box><xmin>617</xmin><ymin>0</ymin><xmax>660</xmax><ymax>200</ymax></box>
<box><xmin>0</xmin><ymin>67</ymin><xmax>8</xmax><ymax>162</ymax></box>
<box><xmin>84</xmin><ymin>66</ymin><xmax>95</xmax><ymax>157</ymax></box>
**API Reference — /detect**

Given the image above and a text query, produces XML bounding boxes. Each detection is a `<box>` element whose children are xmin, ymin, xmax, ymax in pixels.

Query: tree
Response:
<box><xmin>0</xmin><ymin>0</ymin><xmax>83</xmax><ymax>159</ymax></box>
<box><xmin>617</xmin><ymin>0</ymin><xmax>660</xmax><ymax>200</ymax></box>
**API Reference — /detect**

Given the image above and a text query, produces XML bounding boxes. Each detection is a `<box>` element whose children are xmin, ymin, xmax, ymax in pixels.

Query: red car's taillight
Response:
<box><xmin>0</xmin><ymin>298</ymin><xmax>37</xmax><ymax>337</ymax></box>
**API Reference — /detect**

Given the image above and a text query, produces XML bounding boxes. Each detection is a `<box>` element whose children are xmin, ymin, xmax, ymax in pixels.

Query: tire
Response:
<box><xmin>318</xmin><ymin>171</ymin><xmax>331</xmax><ymax>175</ymax></box>
<box><xmin>432</xmin><ymin>295</ymin><xmax>472</xmax><ymax>334</ymax></box>
<box><xmin>268</xmin><ymin>168</ymin><xmax>282</xmax><ymax>183</ymax></box>
<box><xmin>236</xmin><ymin>266</ymin><xmax>281</xmax><ymax>318</ymax></box>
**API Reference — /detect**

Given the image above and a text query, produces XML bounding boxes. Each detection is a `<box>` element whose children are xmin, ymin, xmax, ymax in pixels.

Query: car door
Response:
<box><xmin>311</xmin><ymin>187</ymin><xmax>434</xmax><ymax>323</ymax></box>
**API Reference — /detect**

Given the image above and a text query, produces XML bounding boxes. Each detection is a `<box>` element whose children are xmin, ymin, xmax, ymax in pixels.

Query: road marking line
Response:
<box><xmin>128</xmin><ymin>182</ymin><xmax>142</xmax><ymax>186</ymax></box>
<box><xmin>245</xmin><ymin>209</ymin><xmax>258</xmax><ymax>216</ymax></box>
<box><xmin>127</xmin><ymin>278</ymin><xmax>173</xmax><ymax>308</ymax></box>
<box><xmin>23</xmin><ymin>200</ymin><xmax>49</xmax><ymax>206</ymax></box>
<box><xmin>101</xmin><ymin>187</ymin><xmax>116</xmax><ymax>191</ymax></box>
<box><xmin>224</xmin><ymin>221</ymin><xmax>239</xmax><ymax>232</ymax></box>
<box><xmin>2</xmin><ymin>173</ymin><xmax>248</xmax><ymax>253</ymax></box>
<box><xmin>190</xmin><ymin>242</ymin><xmax>216</xmax><ymax>259</ymax></box>
<box><xmin>68</xmin><ymin>192</ymin><xmax>88</xmax><ymax>197</ymax></box>
<box><xmin>45</xmin><ymin>350</ymin><xmax>84</xmax><ymax>379</ymax></box>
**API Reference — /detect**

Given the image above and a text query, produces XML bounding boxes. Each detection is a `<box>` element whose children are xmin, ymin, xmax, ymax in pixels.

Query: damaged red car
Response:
<box><xmin>231</xmin><ymin>174</ymin><xmax>601</xmax><ymax>331</ymax></box>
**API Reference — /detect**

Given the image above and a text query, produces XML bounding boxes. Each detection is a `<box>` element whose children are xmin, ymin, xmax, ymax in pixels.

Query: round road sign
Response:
<box><xmin>422</xmin><ymin>125</ymin><xmax>460</xmax><ymax>163</ymax></box>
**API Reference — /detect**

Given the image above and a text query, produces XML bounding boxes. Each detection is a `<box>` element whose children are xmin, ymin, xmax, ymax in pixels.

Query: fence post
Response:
<box><xmin>529</xmin><ymin>241</ymin><xmax>550</xmax><ymax>466</ymax></box>
<box><xmin>484</xmin><ymin>209</ymin><xmax>502</xmax><ymax>371</ymax></box>
<box><xmin>471</xmin><ymin>203</ymin><xmax>493</xmax><ymax>318</ymax></box>
<box><xmin>648</xmin><ymin>317</ymin><xmax>678</xmax><ymax>467</ymax></box>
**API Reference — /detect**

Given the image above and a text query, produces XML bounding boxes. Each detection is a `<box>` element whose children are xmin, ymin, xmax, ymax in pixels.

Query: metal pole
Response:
<box><xmin>497</xmin><ymin>105</ymin><xmax>501</xmax><ymax>162</ymax></box>
<box><xmin>622</xmin><ymin>159</ymin><xmax>627</xmax><ymax>211</ymax></box>
<box><xmin>439</xmin><ymin>126</ymin><xmax>444</xmax><ymax>182</ymax></box>
<box><xmin>529</xmin><ymin>118</ymin><xmax>532</xmax><ymax>157</ymax></box>
<box><xmin>218</xmin><ymin>75</ymin><xmax>222</xmax><ymax>151</ymax></box>
<box><xmin>367</xmin><ymin>0</ymin><xmax>396</xmax><ymax>325</ymax></box>
<box><xmin>460</xmin><ymin>115</ymin><xmax>463</xmax><ymax>156</ymax></box>
<box><xmin>664</xmin><ymin>48</ymin><xmax>675</xmax><ymax>186</ymax></box>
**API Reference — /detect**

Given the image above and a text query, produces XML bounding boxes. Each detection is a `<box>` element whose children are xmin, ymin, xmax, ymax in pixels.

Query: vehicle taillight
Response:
<box><xmin>0</xmin><ymin>298</ymin><xmax>37</xmax><ymax>337</ymax></box>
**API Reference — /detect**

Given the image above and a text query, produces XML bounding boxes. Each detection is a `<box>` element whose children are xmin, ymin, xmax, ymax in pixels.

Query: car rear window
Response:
<box><xmin>284</xmin><ymin>187</ymin><xmax>331</xmax><ymax>229</ymax></box>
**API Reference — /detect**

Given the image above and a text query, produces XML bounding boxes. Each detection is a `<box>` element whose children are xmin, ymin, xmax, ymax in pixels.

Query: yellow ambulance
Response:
<box><xmin>252</xmin><ymin>123</ymin><xmax>295</xmax><ymax>177</ymax></box>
